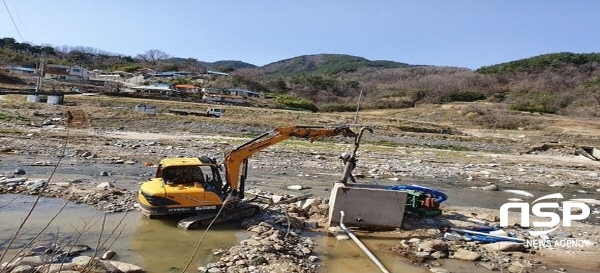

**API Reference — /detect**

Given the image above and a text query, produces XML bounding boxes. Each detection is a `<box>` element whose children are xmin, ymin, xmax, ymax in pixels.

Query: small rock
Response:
<box><xmin>478</xmin><ymin>261</ymin><xmax>499</xmax><ymax>271</ymax></box>
<box><xmin>430</xmin><ymin>251</ymin><xmax>447</xmax><ymax>259</ymax></box>
<box><xmin>35</xmin><ymin>263</ymin><xmax>76</xmax><ymax>272</ymax></box>
<box><xmin>107</xmin><ymin>260</ymin><xmax>145</xmax><ymax>272</ymax></box>
<box><xmin>96</xmin><ymin>182</ymin><xmax>114</xmax><ymax>190</ymax></box>
<box><xmin>101</xmin><ymin>250</ymin><xmax>116</xmax><ymax>260</ymax></box>
<box><xmin>508</xmin><ymin>264</ymin><xmax>524</xmax><ymax>272</ymax></box>
<box><xmin>414</xmin><ymin>251</ymin><xmax>431</xmax><ymax>258</ymax></box>
<box><xmin>271</xmin><ymin>195</ymin><xmax>284</xmax><ymax>204</ymax></box>
<box><xmin>418</xmin><ymin>239</ymin><xmax>448</xmax><ymax>252</ymax></box>
<box><xmin>52</xmin><ymin>182</ymin><xmax>71</xmax><ymax>187</ymax></box>
<box><xmin>481</xmin><ymin>184</ymin><xmax>499</xmax><ymax>191</ymax></box>
<box><xmin>299</xmin><ymin>198</ymin><xmax>316</xmax><ymax>210</ymax></box>
<box><xmin>453</xmin><ymin>248</ymin><xmax>481</xmax><ymax>261</ymax></box>
<box><xmin>443</xmin><ymin>232</ymin><xmax>462</xmax><ymax>241</ymax></box>
<box><xmin>13</xmin><ymin>255</ymin><xmax>45</xmax><ymax>267</ymax></box>
<box><xmin>408</xmin><ymin>238</ymin><xmax>422</xmax><ymax>244</ymax></box>
<box><xmin>569</xmin><ymin>206</ymin><xmax>583</xmax><ymax>214</ymax></box>
<box><xmin>9</xmin><ymin>265</ymin><xmax>34</xmax><ymax>273</ymax></box>
<box><xmin>479</xmin><ymin>213</ymin><xmax>499</xmax><ymax>222</ymax></box>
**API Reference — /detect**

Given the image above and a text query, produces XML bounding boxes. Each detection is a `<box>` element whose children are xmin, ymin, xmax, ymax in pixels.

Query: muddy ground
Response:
<box><xmin>1</xmin><ymin>95</ymin><xmax>600</xmax><ymax>272</ymax></box>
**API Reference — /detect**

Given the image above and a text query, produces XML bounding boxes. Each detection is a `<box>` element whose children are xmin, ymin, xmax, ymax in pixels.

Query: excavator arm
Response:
<box><xmin>223</xmin><ymin>126</ymin><xmax>357</xmax><ymax>198</ymax></box>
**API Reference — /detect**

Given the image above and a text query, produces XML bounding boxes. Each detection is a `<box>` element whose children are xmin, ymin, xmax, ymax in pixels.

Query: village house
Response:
<box><xmin>44</xmin><ymin>64</ymin><xmax>89</xmax><ymax>81</ymax></box>
<box><xmin>200</xmin><ymin>70</ymin><xmax>229</xmax><ymax>77</ymax></box>
<box><xmin>132</xmin><ymin>82</ymin><xmax>175</xmax><ymax>95</ymax></box>
<box><xmin>144</xmin><ymin>71</ymin><xmax>195</xmax><ymax>79</ymax></box>
<box><xmin>226</xmin><ymin>88</ymin><xmax>260</xmax><ymax>98</ymax></box>
<box><xmin>3</xmin><ymin>66</ymin><xmax>37</xmax><ymax>76</ymax></box>
<box><xmin>200</xmin><ymin>87</ymin><xmax>260</xmax><ymax>104</ymax></box>
<box><xmin>89</xmin><ymin>70</ymin><xmax>133</xmax><ymax>81</ymax></box>
<box><xmin>202</xmin><ymin>93</ymin><xmax>245</xmax><ymax>104</ymax></box>
<box><xmin>175</xmin><ymin>84</ymin><xmax>200</xmax><ymax>93</ymax></box>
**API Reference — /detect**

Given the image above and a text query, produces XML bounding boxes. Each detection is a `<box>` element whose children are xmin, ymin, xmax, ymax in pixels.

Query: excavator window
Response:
<box><xmin>162</xmin><ymin>166</ymin><xmax>206</xmax><ymax>186</ymax></box>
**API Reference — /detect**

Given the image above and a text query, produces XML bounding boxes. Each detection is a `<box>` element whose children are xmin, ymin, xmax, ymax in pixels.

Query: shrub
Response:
<box><xmin>275</xmin><ymin>95</ymin><xmax>318</xmax><ymax>112</ymax></box>
<box><xmin>441</xmin><ymin>91</ymin><xmax>486</xmax><ymax>103</ymax></box>
<box><xmin>369</xmin><ymin>99</ymin><xmax>414</xmax><ymax>110</ymax></box>
<box><xmin>510</xmin><ymin>101</ymin><xmax>557</xmax><ymax>114</ymax></box>
<box><xmin>319</xmin><ymin>103</ymin><xmax>357</xmax><ymax>112</ymax></box>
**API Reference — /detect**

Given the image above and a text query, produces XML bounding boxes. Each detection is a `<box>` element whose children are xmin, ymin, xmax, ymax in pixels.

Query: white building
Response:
<box><xmin>44</xmin><ymin>64</ymin><xmax>89</xmax><ymax>81</ymax></box>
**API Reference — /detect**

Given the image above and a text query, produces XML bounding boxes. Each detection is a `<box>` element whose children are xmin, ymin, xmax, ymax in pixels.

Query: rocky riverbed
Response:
<box><xmin>2</xmin><ymin>105</ymin><xmax>600</xmax><ymax>272</ymax></box>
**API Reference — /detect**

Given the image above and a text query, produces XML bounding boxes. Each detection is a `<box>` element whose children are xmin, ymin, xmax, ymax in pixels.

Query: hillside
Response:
<box><xmin>1</xmin><ymin>37</ymin><xmax>600</xmax><ymax>117</ymax></box>
<box><xmin>253</xmin><ymin>54</ymin><xmax>413</xmax><ymax>77</ymax></box>
<box><xmin>231</xmin><ymin>52</ymin><xmax>600</xmax><ymax>115</ymax></box>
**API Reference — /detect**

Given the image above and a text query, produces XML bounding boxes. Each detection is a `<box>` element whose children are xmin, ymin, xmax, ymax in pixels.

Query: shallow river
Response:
<box><xmin>0</xmin><ymin>194</ymin><xmax>430</xmax><ymax>272</ymax></box>
<box><xmin>1</xmin><ymin>156</ymin><xmax>599</xmax><ymax>272</ymax></box>
<box><xmin>1</xmin><ymin>190</ymin><xmax>597</xmax><ymax>273</ymax></box>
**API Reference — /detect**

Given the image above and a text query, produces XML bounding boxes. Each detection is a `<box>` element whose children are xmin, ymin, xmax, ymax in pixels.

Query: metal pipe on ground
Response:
<box><xmin>444</xmin><ymin>227</ymin><xmax>525</xmax><ymax>243</ymax></box>
<box><xmin>339</xmin><ymin>211</ymin><xmax>390</xmax><ymax>273</ymax></box>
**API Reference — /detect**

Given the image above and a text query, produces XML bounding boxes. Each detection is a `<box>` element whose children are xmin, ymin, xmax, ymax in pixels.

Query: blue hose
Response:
<box><xmin>386</xmin><ymin>185</ymin><xmax>448</xmax><ymax>203</ymax></box>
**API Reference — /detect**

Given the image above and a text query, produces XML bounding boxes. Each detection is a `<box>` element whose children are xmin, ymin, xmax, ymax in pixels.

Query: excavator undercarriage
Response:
<box><xmin>176</xmin><ymin>202</ymin><xmax>260</xmax><ymax>230</ymax></box>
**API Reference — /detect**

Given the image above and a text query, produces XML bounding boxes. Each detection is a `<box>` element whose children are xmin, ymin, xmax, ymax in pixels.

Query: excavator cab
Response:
<box><xmin>138</xmin><ymin>157</ymin><xmax>226</xmax><ymax>218</ymax></box>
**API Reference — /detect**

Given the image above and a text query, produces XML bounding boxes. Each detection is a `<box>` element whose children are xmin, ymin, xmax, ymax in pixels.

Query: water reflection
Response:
<box><xmin>127</xmin><ymin>216</ymin><xmax>246</xmax><ymax>272</ymax></box>
<box><xmin>318</xmin><ymin>235</ymin><xmax>429</xmax><ymax>273</ymax></box>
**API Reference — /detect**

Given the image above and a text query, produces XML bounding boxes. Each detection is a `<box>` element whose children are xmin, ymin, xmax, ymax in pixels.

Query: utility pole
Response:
<box><xmin>35</xmin><ymin>53</ymin><xmax>45</xmax><ymax>93</ymax></box>
<box><xmin>354</xmin><ymin>89</ymin><xmax>363</xmax><ymax>124</ymax></box>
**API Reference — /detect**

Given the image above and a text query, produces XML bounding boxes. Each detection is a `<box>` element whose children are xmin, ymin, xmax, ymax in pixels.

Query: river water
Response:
<box><xmin>1</xmin><ymin>156</ymin><xmax>599</xmax><ymax>272</ymax></box>
<box><xmin>1</xmin><ymin>186</ymin><xmax>598</xmax><ymax>273</ymax></box>
<box><xmin>0</xmin><ymin>194</ymin><xmax>430</xmax><ymax>272</ymax></box>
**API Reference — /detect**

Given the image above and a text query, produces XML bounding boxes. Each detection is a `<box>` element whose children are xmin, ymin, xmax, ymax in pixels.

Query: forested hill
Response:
<box><xmin>476</xmin><ymin>52</ymin><xmax>600</xmax><ymax>74</ymax></box>
<box><xmin>256</xmin><ymin>54</ymin><xmax>413</xmax><ymax>77</ymax></box>
<box><xmin>231</xmin><ymin>52</ymin><xmax>600</xmax><ymax>115</ymax></box>
<box><xmin>1</xmin><ymin>37</ymin><xmax>599</xmax><ymax>116</ymax></box>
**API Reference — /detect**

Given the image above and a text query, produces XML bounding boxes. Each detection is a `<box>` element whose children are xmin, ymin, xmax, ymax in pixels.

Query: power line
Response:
<box><xmin>2</xmin><ymin>0</ymin><xmax>24</xmax><ymax>41</ymax></box>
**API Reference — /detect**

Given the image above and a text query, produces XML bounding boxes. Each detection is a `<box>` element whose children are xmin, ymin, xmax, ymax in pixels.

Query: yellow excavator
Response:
<box><xmin>137</xmin><ymin>125</ymin><xmax>357</xmax><ymax>229</ymax></box>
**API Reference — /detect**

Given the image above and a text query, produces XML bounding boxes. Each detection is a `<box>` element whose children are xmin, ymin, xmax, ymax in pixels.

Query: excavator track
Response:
<box><xmin>177</xmin><ymin>202</ymin><xmax>260</xmax><ymax>230</ymax></box>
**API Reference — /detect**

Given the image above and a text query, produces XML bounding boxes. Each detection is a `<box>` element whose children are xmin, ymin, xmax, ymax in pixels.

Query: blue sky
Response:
<box><xmin>1</xmin><ymin>0</ymin><xmax>598</xmax><ymax>69</ymax></box>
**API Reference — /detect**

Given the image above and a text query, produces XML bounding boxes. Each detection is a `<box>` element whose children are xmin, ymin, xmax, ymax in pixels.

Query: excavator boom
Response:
<box><xmin>224</xmin><ymin>126</ymin><xmax>356</xmax><ymax>197</ymax></box>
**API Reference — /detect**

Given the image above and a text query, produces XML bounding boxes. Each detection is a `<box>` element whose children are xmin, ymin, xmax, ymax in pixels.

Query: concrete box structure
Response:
<box><xmin>328</xmin><ymin>183</ymin><xmax>407</xmax><ymax>229</ymax></box>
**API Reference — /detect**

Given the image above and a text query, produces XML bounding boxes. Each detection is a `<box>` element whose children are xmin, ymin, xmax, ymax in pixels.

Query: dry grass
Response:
<box><xmin>2</xmin><ymin>94</ymin><xmax>600</xmax><ymax>147</ymax></box>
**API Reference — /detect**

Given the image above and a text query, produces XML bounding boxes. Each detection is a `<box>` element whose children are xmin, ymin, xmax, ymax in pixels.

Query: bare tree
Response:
<box><xmin>136</xmin><ymin>49</ymin><xmax>170</xmax><ymax>67</ymax></box>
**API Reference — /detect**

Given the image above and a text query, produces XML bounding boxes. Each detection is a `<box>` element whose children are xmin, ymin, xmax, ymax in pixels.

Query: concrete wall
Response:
<box><xmin>328</xmin><ymin>183</ymin><xmax>407</xmax><ymax>229</ymax></box>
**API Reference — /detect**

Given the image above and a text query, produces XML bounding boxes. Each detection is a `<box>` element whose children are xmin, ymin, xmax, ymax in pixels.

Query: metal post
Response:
<box><xmin>339</xmin><ymin>211</ymin><xmax>390</xmax><ymax>273</ymax></box>
<box><xmin>354</xmin><ymin>89</ymin><xmax>363</xmax><ymax>124</ymax></box>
